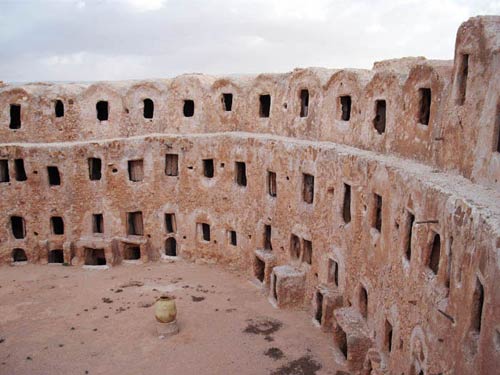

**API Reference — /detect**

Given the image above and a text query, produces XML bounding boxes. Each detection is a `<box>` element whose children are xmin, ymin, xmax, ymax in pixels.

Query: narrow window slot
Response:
<box><xmin>428</xmin><ymin>232</ymin><xmax>441</xmax><ymax>274</ymax></box>
<box><xmin>303</xmin><ymin>173</ymin><xmax>314</xmax><ymax>204</ymax></box>
<box><xmin>93</xmin><ymin>214</ymin><xmax>104</xmax><ymax>234</ymax></box>
<box><xmin>0</xmin><ymin>160</ymin><xmax>9</xmax><ymax>183</ymax></box>
<box><xmin>235</xmin><ymin>162</ymin><xmax>247</xmax><ymax>187</ymax></box>
<box><xmin>55</xmin><ymin>100</ymin><xmax>64</xmax><ymax>118</ymax></box>
<box><xmin>268</xmin><ymin>171</ymin><xmax>277</xmax><ymax>197</ymax></box>
<box><xmin>340</xmin><ymin>95</ymin><xmax>351</xmax><ymax>121</ymax></box>
<box><xmin>165</xmin><ymin>154</ymin><xmax>179</xmax><ymax>176</ymax></box>
<box><xmin>128</xmin><ymin>160</ymin><xmax>144</xmax><ymax>182</ymax></box>
<box><xmin>11</xmin><ymin>216</ymin><xmax>26</xmax><ymax>239</ymax></box>
<box><xmin>51</xmin><ymin>216</ymin><xmax>64</xmax><ymax>235</ymax></box>
<box><xmin>373</xmin><ymin>100</ymin><xmax>386</xmax><ymax>134</ymax></box>
<box><xmin>418</xmin><ymin>88</ymin><xmax>431</xmax><ymax>125</ymax></box>
<box><xmin>222</xmin><ymin>93</ymin><xmax>233</xmax><ymax>111</ymax></box>
<box><xmin>456</xmin><ymin>54</ymin><xmax>469</xmax><ymax>106</ymax></box>
<box><xmin>143</xmin><ymin>98</ymin><xmax>154</xmax><ymax>119</ymax></box>
<box><xmin>264</xmin><ymin>224</ymin><xmax>272</xmax><ymax>250</ymax></box>
<box><xmin>183</xmin><ymin>100</ymin><xmax>194</xmax><ymax>117</ymax></box>
<box><xmin>88</xmin><ymin>158</ymin><xmax>102</xmax><ymax>181</ymax></box>
<box><xmin>302</xmin><ymin>239</ymin><xmax>312</xmax><ymax>265</ymax></box>
<box><xmin>47</xmin><ymin>166</ymin><xmax>61</xmax><ymax>186</ymax></box>
<box><xmin>300</xmin><ymin>89</ymin><xmax>309</xmax><ymax>117</ymax></box>
<box><xmin>259</xmin><ymin>95</ymin><xmax>271</xmax><ymax>118</ymax></box>
<box><xmin>342</xmin><ymin>183</ymin><xmax>352</xmax><ymax>224</ymax></box>
<box><xmin>96</xmin><ymin>101</ymin><xmax>109</xmax><ymax>121</ymax></box>
<box><xmin>127</xmin><ymin>211</ymin><xmax>144</xmax><ymax>236</ymax></box>
<box><xmin>203</xmin><ymin>159</ymin><xmax>214</xmax><ymax>178</ymax></box>
<box><xmin>165</xmin><ymin>213</ymin><xmax>176</xmax><ymax>233</ymax></box>
<box><xmin>14</xmin><ymin>159</ymin><xmax>27</xmax><ymax>181</ymax></box>
<box><xmin>10</xmin><ymin>104</ymin><xmax>21</xmax><ymax>129</ymax></box>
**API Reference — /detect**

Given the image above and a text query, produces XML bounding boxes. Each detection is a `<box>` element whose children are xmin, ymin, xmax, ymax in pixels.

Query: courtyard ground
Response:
<box><xmin>0</xmin><ymin>260</ymin><xmax>338</xmax><ymax>375</ymax></box>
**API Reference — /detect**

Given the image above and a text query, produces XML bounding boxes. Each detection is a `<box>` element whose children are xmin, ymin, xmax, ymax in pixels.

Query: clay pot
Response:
<box><xmin>154</xmin><ymin>295</ymin><xmax>177</xmax><ymax>323</ymax></box>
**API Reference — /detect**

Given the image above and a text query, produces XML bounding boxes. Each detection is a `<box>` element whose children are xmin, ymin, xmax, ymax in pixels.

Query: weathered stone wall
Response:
<box><xmin>0</xmin><ymin>15</ymin><xmax>499</xmax><ymax>375</ymax></box>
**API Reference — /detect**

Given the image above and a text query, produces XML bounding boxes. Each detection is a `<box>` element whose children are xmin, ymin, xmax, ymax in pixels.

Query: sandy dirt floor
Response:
<box><xmin>0</xmin><ymin>260</ymin><xmax>339</xmax><ymax>375</ymax></box>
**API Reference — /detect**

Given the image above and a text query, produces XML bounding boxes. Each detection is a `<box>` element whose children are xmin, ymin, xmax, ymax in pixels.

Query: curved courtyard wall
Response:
<box><xmin>0</xmin><ymin>15</ymin><xmax>499</xmax><ymax>375</ymax></box>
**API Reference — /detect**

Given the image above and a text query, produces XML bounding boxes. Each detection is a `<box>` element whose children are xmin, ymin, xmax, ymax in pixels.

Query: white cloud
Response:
<box><xmin>126</xmin><ymin>0</ymin><xmax>167</xmax><ymax>12</ymax></box>
<box><xmin>0</xmin><ymin>0</ymin><xmax>499</xmax><ymax>82</ymax></box>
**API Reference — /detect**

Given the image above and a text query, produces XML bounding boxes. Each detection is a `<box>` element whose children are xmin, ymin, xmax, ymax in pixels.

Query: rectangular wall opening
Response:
<box><xmin>471</xmin><ymin>277</ymin><xmax>484</xmax><ymax>333</ymax></box>
<box><xmin>143</xmin><ymin>98</ymin><xmax>154</xmax><ymax>119</ymax></box>
<box><xmin>405</xmin><ymin>211</ymin><xmax>415</xmax><ymax>261</ymax></box>
<box><xmin>300</xmin><ymin>89</ymin><xmax>309</xmax><ymax>117</ymax></box>
<box><xmin>268</xmin><ymin>171</ymin><xmax>277</xmax><ymax>197</ymax></box>
<box><xmin>445</xmin><ymin>236</ymin><xmax>453</xmax><ymax>289</ymax></box>
<box><xmin>384</xmin><ymin>319</ymin><xmax>393</xmax><ymax>352</ymax></box>
<box><xmin>127</xmin><ymin>211</ymin><xmax>144</xmax><ymax>236</ymax></box>
<box><xmin>12</xmin><ymin>248</ymin><xmax>27</xmax><ymax>262</ymax></box>
<box><xmin>303</xmin><ymin>239</ymin><xmax>312</xmax><ymax>265</ymax></box>
<box><xmin>165</xmin><ymin>238</ymin><xmax>177</xmax><ymax>256</ymax></box>
<box><xmin>264</xmin><ymin>224</ymin><xmax>272</xmax><ymax>250</ymax></box>
<box><xmin>48</xmin><ymin>249</ymin><xmax>64</xmax><ymax>264</ymax></box>
<box><xmin>359</xmin><ymin>285</ymin><xmax>368</xmax><ymax>319</ymax></box>
<box><xmin>229</xmin><ymin>230</ymin><xmax>237</xmax><ymax>246</ymax></box>
<box><xmin>418</xmin><ymin>88</ymin><xmax>431</xmax><ymax>125</ymax></box>
<box><xmin>222</xmin><ymin>93</ymin><xmax>233</xmax><ymax>111</ymax></box>
<box><xmin>96</xmin><ymin>101</ymin><xmax>109</xmax><ymax>121</ymax></box>
<box><xmin>11</xmin><ymin>216</ymin><xmax>26</xmax><ymax>239</ymax></box>
<box><xmin>315</xmin><ymin>291</ymin><xmax>323</xmax><ymax>324</ymax></box>
<box><xmin>183</xmin><ymin>100</ymin><xmax>194</xmax><ymax>117</ymax></box>
<box><xmin>165</xmin><ymin>154</ymin><xmax>179</xmax><ymax>176</ymax></box>
<box><xmin>10</xmin><ymin>104</ymin><xmax>21</xmax><ymax>129</ymax></box>
<box><xmin>342</xmin><ymin>183</ymin><xmax>352</xmax><ymax>224</ymax></box>
<box><xmin>290</xmin><ymin>234</ymin><xmax>301</xmax><ymax>260</ymax></box>
<box><xmin>334</xmin><ymin>324</ymin><xmax>348</xmax><ymax>359</ymax></box>
<box><xmin>428</xmin><ymin>232</ymin><xmax>441</xmax><ymax>274</ymax></box>
<box><xmin>84</xmin><ymin>248</ymin><xmax>106</xmax><ymax>266</ymax></box>
<box><xmin>303</xmin><ymin>173</ymin><xmax>314</xmax><ymax>204</ymax></box>
<box><xmin>128</xmin><ymin>160</ymin><xmax>144</xmax><ymax>182</ymax></box>
<box><xmin>373</xmin><ymin>193</ymin><xmax>382</xmax><ymax>232</ymax></box>
<box><xmin>165</xmin><ymin>213</ymin><xmax>176</xmax><ymax>233</ymax></box>
<box><xmin>340</xmin><ymin>95</ymin><xmax>351</xmax><ymax>121</ymax></box>
<box><xmin>123</xmin><ymin>245</ymin><xmax>141</xmax><ymax>260</ymax></box>
<box><xmin>14</xmin><ymin>159</ymin><xmax>27</xmax><ymax>181</ymax></box>
<box><xmin>328</xmin><ymin>258</ymin><xmax>339</xmax><ymax>287</ymax></box>
<box><xmin>88</xmin><ymin>158</ymin><xmax>102</xmax><ymax>181</ymax></box>
<box><xmin>0</xmin><ymin>160</ymin><xmax>9</xmax><ymax>183</ymax></box>
<box><xmin>93</xmin><ymin>214</ymin><xmax>104</xmax><ymax>234</ymax></box>
<box><xmin>47</xmin><ymin>166</ymin><xmax>61</xmax><ymax>186</ymax></box>
<box><xmin>259</xmin><ymin>94</ymin><xmax>271</xmax><ymax>118</ymax></box>
<box><xmin>272</xmin><ymin>273</ymin><xmax>278</xmax><ymax>300</ymax></box>
<box><xmin>373</xmin><ymin>100</ymin><xmax>386</xmax><ymax>134</ymax></box>
<box><xmin>203</xmin><ymin>159</ymin><xmax>214</xmax><ymax>178</ymax></box>
<box><xmin>235</xmin><ymin>162</ymin><xmax>247</xmax><ymax>187</ymax></box>
<box><xmin>201</xmin><ymin>223</ymin><xmax>211</xmax><ymax>242</ymax></box>
<box><xmin>494</xmin><ymin>101</ymin><xmax>500</xmax><ymax>153</ymax></box>
<box><xmin>51</xmin><ymin>216</ymin><xmax>64</xmax><ymax>235</ymax></box>
<box><xmin>456</xmin><ymin>53</ymin><xmax>469</xmax><ymax>106</ymax></box>
<box><xmin>255</xmin><ymin>256</ymin><xmax>265</xmax><ymax>282</ymax></box>
<box><xmin>55</xmin><ymin>100</ymin><xmax>64</xmax><ymax>118</ymax></box>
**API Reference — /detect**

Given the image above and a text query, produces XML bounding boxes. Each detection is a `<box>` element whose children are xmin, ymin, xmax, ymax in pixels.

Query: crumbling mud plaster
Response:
<box><xmin>0</xmin><ymin>16</ymin><xmax>499</xmax><ymax>375</ymax></box>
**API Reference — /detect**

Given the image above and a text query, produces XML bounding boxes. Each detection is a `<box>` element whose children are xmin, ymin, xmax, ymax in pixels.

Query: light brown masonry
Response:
<box><xmin>0</xmin><ymin>15</ymin><xmax>499</xmax><ymax>375</ymax></box>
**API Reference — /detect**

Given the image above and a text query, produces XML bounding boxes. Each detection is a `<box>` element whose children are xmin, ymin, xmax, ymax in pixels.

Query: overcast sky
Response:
<box><xmin>0</xmin><ymin>0</ymin><xmax>499</xmax><ymax>83</ymax></box>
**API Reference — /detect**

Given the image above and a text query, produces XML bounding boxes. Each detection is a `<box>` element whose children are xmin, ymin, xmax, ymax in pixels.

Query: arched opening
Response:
<box><xmin>428</xmin><ymin>232</ymin><xmax>441</xmax><ymax>274</ymax></box>
<box><xmin>48</xmin><ymin>249</ymin><xmax>64</xmax><ymax>264</ymax></box>
<box><xmin>12</xmin><ymin>248</ymin><xmax>27</xmax><ymax>262</ymax></box>
<box><xmin>165</xmin><ymin>237</ymin><xmax>177</xmax><ymax>257</ymax></box>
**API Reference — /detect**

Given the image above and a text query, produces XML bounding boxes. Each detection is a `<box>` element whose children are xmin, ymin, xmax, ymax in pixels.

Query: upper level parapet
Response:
<box><xmin>1</xmin><ymin>16</ymin><xmax>499</xmax><ymax>188</ymax></box>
